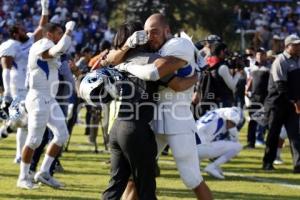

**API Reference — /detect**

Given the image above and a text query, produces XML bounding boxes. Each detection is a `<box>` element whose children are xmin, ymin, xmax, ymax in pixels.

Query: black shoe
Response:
<box><xmin>262</xmin><ymin>163</ymin><xmax>275</xmax><ymax>171</ymax></box>
<box><xmin>161</xmin><ymin>150</ymin><xmax>169</xmax><ymax>156</ymax></box>
<box><xmin>293</xmin><ymin>166</ymin><xmax>300</xmax><ymax>173</ymax></box>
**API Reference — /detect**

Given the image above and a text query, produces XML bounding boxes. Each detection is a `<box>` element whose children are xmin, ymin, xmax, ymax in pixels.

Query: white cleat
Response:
<box><xmin>274</xmin><ymin>158</ymin><xmax>284</xmax><ymax>165</ymax></box>
<box><xmin>216</xmin><ymin>166</ymin><xmax>224</xmax><ymax>176</ymax></box>
<box><xmin>34</xmin><ymin>171</ymin><xmax>64</xmax><ymax>188</ymax></box>
<box><xmin>13</xmin><ymin>157</ymin><xmax>21</xmax><ymax>164</ymax></box>
<box><xmin>17</xmin><ymin>177</ymin><xmax>39</xmax><ymax>189</ymax></box>
<box><xmin>204</xmin><ymin>164</ymin><xmax>225</xmax><ymax>179</ymax></box>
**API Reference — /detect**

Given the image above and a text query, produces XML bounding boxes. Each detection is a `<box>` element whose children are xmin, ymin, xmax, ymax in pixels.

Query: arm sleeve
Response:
<box><xmin>48</xmin><ymin>34</ymin><xmax>72</xmax><ymax>57</ymax></box>
<box><xmin>271</xmin><ymin>58</ymin><xmax>287</xmax><ymax>82</ymax></box>
<box><xmin>218</xmin><ymin>65</ymin><xmax>241</xmax><ymax>92</ymax></box>
<box><xmin>2</xmin><ymin>68</ymin><xmax>11</xmax><ymax>97</ymax></box>
<box><xmin>271</xmin><ymin>56</ymin><xmax>290</xmax><ymax>102</ymax></box>
<box><xmin>120</xmin><ymin>63</ymin><xmax>160</xmax><ymax>81</ymax></box>
<box><xmin>275</xmin><ymin>81</ymin><xmax>289</xmax><ymax>103</ymax></box>
<box><xmin>0</xmin><ymin>40</ymin><xmax>18</xmax><ymax>57</ymax></box>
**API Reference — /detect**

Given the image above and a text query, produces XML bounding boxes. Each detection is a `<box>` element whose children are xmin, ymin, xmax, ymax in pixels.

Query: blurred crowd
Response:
<box><xmin>0</xmin><ymin>0</ymin><xmax>114</xmax><ymax>55</ymax></box>
<box><xmin>234</xmin><ymin>1</ymin><xmax>300</xmax><ymax>52</ymax></box>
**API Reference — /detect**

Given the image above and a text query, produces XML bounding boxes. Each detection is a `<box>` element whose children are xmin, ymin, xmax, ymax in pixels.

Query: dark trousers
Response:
<box><xmin>247</xmin><ymin>104</ymin><xmax>263</xmax><ymax>147</ymax></box>
<box><xmin>263</xmin><ymin>104</ymin><xmax>300</xmax><ymax>168</ymax></box>
<box><xmin>102</xmin><ymin>120</ymin><xmax>157</xmax><ymax>200</ymax></box>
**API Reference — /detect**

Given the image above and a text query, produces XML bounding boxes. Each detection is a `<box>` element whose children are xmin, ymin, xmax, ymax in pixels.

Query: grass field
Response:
<box><xmin>1</xmin><ymin>119</ymin><xmax>300</xmax><ymax>200</ymax></box>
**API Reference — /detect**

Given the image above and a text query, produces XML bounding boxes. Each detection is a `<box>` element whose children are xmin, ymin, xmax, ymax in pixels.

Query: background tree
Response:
<box><xmin>107</xmin><ymin>0</ymin><xmax>243</xmax><ymax>48</ymax></box>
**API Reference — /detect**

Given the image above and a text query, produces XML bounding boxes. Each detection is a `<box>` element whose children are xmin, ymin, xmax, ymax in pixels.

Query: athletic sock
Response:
<box><xmin>40</xmin><ymin>154</ymin><xmax>55</xmax><ymax>173</ymax></box>
<box><xmin>20</xmin><ymin>161</ymin><xmax>30</xmax><ymax>180</ymax></box>
<box><xmin>276</xmin><ymin>148</ymin><xmax>282</xmax><ymax>159</ymax></box>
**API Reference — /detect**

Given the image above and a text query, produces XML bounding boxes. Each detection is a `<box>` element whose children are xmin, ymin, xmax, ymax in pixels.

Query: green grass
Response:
<box><xmin>1</xmin><ymin>121</ymin><xmax>300</xmax><ymax>200</ymax></box>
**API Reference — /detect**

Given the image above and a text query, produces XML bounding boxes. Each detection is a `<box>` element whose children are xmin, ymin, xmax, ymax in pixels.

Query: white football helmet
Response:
<box><xmin>222</xmin><ymin>107</ymin><xmax>243</xmax><ymax>125</ymax></box>
<box><xmin>79</xmin><ymin>68</ymin><xmax>124</xmax><ymax>107</ymax></box>
<box><xmin>9</xmin><ymin>96</ymin><xmax>28</xmax><ymax>129</ymax></box>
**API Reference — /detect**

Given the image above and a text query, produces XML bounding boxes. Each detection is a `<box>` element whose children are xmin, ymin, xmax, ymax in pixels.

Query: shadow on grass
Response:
<box><xmin>157</xmin><ymin>188</ymin><xmax>300</xmax><ymax>199</ymax></box>
<box><xmin>0</xmin><ymin>193</ymin><xmax>97</xmax><ymax>200</ymax></box>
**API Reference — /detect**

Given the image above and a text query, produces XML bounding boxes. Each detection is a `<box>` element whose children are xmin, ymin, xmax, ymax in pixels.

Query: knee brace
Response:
<box><xmin>52</xmin><ymin>128</ymin><xmax>69</xmax><ymax>146</ymax></box>
<box><xmin>25</xmin><ymin>133</ymin><xmax>43</xmax><ymax>150</ymax></box>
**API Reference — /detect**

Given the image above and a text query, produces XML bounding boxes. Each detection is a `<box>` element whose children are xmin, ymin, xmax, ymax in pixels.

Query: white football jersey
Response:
<box><xmin>152</xmin><ymin>37</ymin><xmax>197</xmax><ymax>134</ymax></box>
<box><xmin>0</xmin><ymin>34</ymin><xmax>34</xmax><ymax>97</ymax></box>
<box><xmin>195</xmin><ymin>109</ymin><xmax>230</xmax><ymax>144</ymax></box>
<box><xmin>27</xmin><ymin>38</ymin><xmax>60</xmax><ymax>99</ymax></box>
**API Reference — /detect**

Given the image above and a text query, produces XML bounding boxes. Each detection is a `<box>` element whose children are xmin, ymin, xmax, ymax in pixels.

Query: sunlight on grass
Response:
<box><xmin>1</xmin><ymin>114</ymin><xmax>300</xmax><ymax>199</ymax></box>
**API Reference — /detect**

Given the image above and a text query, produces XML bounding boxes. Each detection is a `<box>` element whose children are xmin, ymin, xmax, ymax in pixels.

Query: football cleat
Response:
<box><xmin>34</xmin><ymin>171</ymin><xmax>64</xmax><ymax>188</ymax></box>
<box><xmin>17</xmin><ymin>177</ymin><xmax>39</xmax><ymax>189</ymax></box>
<box><xmin>204</xmin><ymin>164</ymin><xmax>225</xmax><ymax>179</ymax></box>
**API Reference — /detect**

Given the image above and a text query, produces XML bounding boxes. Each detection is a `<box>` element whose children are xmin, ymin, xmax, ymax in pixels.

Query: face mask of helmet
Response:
<box><xmin>9</xmin><ymin>97</ymin><xmax>28</xmax><ymax>130</ymax></box>
<box><xmin>79</xmin><ymin>68</ymin><xmax>124</xmax><ymax>107</ymax></box>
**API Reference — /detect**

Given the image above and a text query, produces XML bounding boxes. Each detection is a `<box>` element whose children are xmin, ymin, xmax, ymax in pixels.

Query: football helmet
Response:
<box><xmin>222</xmin><ymin>107</ymin><xmax>243</xmax><ymax>125</ymax></box>
<box><xmin>9</xmin><ymin>96</ymin><xmax>28</xmax><ymax>129</ymax></box>
<box><xmin>79</xmin><ymin>67</ymin><xmax>124</xmax><ymax>107</ymax></box>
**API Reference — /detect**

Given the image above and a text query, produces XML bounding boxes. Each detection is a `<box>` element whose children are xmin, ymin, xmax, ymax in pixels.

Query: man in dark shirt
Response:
<box><xmin>263</xmin><ymin>34</ymin><xmax>300</xmax><ymax>172</ymax></box>
<box><xmin>245</xmin><ymin>47</ymin><xmax>270</xmax><ymax>148</ymax></box>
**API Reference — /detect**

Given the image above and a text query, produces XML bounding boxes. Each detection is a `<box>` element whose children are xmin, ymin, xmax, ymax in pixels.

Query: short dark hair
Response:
<box><xmin>43</xmin><ymin>23</ymin><xmax>62</xmax><ymax>34</ymax></box>
<box><xmin>99</xmin><ymin>40</ymin><xmax>111</xmax><ymax>52</ymax></box>
<box><xmin>113</xmin><ymin>21</ymin><xmax>143</xmax><ymax>49</ymax></box>
<box><xmin>9</xmin><ymin>25</ymin><xmax>20</xmax><ymax>39</ymax></box>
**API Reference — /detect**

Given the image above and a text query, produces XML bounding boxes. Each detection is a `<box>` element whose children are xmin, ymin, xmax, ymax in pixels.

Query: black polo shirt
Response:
<box><xmin>265</xmin><ymin>51</ymin><xmax>300</xmax><ymax>109</ymax></box>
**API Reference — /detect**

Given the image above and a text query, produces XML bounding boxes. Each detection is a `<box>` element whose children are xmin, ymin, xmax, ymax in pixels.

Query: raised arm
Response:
<box><xmin>41</xmin><ymin>21</ymin><xmax>75</xmax><ymax>59</ymax></box>
<box><xmin>33</xmin><ymin>0</ymin><xmax>49</xmax><ymax>41</ymax></box>
<box><xmin>1</xmin><ymin>56</ymin><xmax>13</xmax><ymax>99</ymax></box>
<box><xmin>92</xmin><ymin>30</ymin><xmax>148</xmax><ymax>69</ymax></box>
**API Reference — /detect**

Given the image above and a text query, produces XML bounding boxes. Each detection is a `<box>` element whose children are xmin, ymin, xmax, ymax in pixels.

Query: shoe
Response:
<box><xmin>293</xmin><ymin>166</ymin><xmax>300</xmax><ymax>173</ymax></box>
<box><xmin>273</xmin><ymin>157</ymin><xmax>284</xmax><ymax>165</ymax></box>
<box><xmin>216</xmin><ymin>166</ymin><xmax>224</xmax><ymax>176</ymax></box>
<box><xmin>34</xmin><ymin>171</ymin><xmax>64</xmax><ymax>188</ymax></box>
<box><xmin>204</xmin><ymin>164</ymin><xmax>225</xmax><ymax>179</ymax></box>
<box><xmin>17</xmin><ymin>177</ymin><xmax>39</xmax><ymax>189</ymax></box>
<box><xmin>161</xmin><ymin>150</ymin><xmax>169</xmax><ymax>156</ymax></box>
<box><xmin>14</xmin><ymin>157</ymin><xmax>21</xmax><ymax>164</ymax></box>
<box><xmin>262</xmin><ymin>163</ymin><xmax>275</xmax><ymax>171</ymax></box>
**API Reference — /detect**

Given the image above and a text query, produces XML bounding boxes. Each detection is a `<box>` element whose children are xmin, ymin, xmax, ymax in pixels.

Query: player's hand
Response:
<box><xmin>41</xmin><ymin>0</ymin><xmax>49</xmax><ymax>15</ymax></box>
<box><xmin>114</xmin><ymin>62</ymin><xmax>128</xmax><ymax>72</ymax></box>
<box><xmin>191</xmin><ymin>92</ymin><xmax>200</xmax><ymax>105</ymax></box>
<box><xmin>65</xmin><ymin>21</ymin><xmax>76</xmax><ymax>32</ymax></box>
<box><xmin>91</xmin><ymin>50</ymin><xmax>109</xmax><ymax>70</ymax></box>
<box><xmin>294</xmin><ymin>100</ymin><xmax>300</xmax><ymax>114</ymax></box>
<box><xmin>125</xmin><ymin>30</ymin><xmax>148</xmax><ymax>48</ymax></box>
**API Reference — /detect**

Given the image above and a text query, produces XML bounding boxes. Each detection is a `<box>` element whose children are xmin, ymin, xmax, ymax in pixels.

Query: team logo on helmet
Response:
<box><xmin>79</xmin><ymin>67</ymin><xmax>125</xmax><ymax>107</ymax></box>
